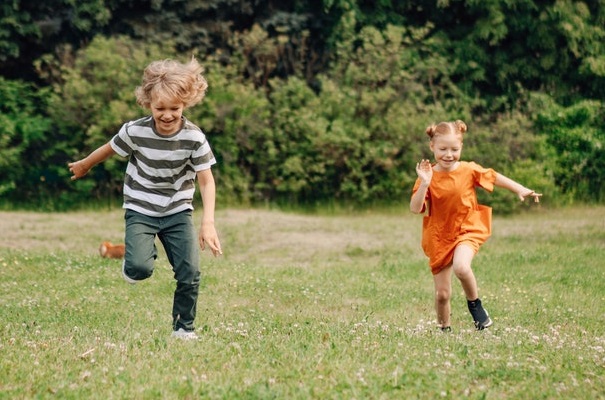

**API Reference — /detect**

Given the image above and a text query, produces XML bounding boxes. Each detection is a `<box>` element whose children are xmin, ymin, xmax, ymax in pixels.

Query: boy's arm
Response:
<box><xmin>196</xmin><ymin>168</ymin><xmax>223</xmax><ymax>256</ymax></box>
<box><xmin>494</xmin><ymin>173</ymin><xmax>542</xmax><ymax>202</ymax></box>
<box><xmin>68</xmin><ymin>143</ymin><xmax>116</xmax><ymax>180</ymax></box>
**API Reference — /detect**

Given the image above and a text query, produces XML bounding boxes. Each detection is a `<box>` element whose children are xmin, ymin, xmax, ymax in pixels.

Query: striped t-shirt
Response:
<box><xmin>110</xmin><ymin>116</ymin><xmax>216</xmax><ymax>217</ymax></box>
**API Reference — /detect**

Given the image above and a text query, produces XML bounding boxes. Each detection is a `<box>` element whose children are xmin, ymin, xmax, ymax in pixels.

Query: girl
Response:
<box><xmin>69</xmin><ymin>58</ymin><xmax>222</xmax><ymax>340</ymax></box>
<box><xmin>410</xmin><ymin>120</ymin><xmax>541</xmax><ymax>331</ymax></box>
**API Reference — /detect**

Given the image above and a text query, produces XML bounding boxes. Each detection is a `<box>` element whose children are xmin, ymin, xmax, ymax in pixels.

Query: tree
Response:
<box><xmin>0</xmin><ymin>0</ymin><xmax>111</xmax><ymax>81</ymax></box>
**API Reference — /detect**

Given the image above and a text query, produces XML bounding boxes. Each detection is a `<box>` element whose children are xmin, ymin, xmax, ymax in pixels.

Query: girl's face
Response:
<box><xmin>429</xmin><ymin>133</ymin><xmax>463</xmax><ymax>172</ymax></box>
<box><xmin>150</xmin><ymin>94</ymin><xmax>184</xmax><ymax>135</ymax></box>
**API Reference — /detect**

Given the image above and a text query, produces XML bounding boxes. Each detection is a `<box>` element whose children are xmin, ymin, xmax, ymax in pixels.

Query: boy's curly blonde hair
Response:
<box><xmin>135</xmin><ymin>57</ymin><xmax>208</xmax><ymax>109</ymax></box>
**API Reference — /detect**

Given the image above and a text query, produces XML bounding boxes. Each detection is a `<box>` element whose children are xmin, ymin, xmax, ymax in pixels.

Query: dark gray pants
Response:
<box><xmin>124</xmin><ymin>209</ymin><xmax>201</xmax><ymax>331</ymax></box>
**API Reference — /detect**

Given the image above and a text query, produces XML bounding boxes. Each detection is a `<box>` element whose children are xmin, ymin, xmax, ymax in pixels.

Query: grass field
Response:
<box><xmin>0</xmin><ymin>206</ymin><xmax>604</xmax><ymax>399</ymax></box>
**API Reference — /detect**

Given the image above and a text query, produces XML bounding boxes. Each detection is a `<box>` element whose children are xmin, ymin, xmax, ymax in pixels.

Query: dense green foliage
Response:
<box><xmin>0</xmin><ymin>0</ymin><xmax>603</xmax><ymax>209</ymax></box>
<box><xmin>0</xmin><ymin>78</ymin><xmax>55</xmax><ymax>203</ymax></box>
<box><xmin>533</xmin><ymin>95</ymin><xmax>605</xmax><ymax>202</ymax></box>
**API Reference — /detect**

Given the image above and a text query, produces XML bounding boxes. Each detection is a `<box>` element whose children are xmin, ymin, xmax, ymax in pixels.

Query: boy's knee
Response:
<box><xmin>125</xmin><ymin>260</ymin><xmax>154</xmax><ymax>280</ymax></box>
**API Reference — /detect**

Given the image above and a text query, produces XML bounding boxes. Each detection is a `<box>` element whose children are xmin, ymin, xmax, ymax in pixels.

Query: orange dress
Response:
<box><xmin>412</xmin><ymin>161</ymin><xmax>497</xmax><ymax>275</ymax></box>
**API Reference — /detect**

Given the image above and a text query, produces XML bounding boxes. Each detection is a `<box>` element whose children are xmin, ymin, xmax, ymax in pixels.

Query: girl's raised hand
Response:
<box><xmin>415</xmin><ymin>159</ymin><xmax>433</xmax><ymax>185</ymax></box>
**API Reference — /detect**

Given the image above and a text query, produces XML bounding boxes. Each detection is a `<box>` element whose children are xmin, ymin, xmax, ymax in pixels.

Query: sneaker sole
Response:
<box><xmin>121</xmin><ymin>261</ymin><xmax>138</xmax><ymax>285</ymax></box>
<box><xmin>171</xmin><ymin>331</ymin><xmax>199</xmax><ymax>340</ymax></box>
<box><xmin>476</xmin><ymin>317</ymin><xmax>493</xmax><ymax>330</ymax></box>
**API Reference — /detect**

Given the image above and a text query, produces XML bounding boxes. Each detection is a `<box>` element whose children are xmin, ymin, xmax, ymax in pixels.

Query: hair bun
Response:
<box><xmin>425</xmin><ymin>124</ymin><xmax>436</xmax><ymax>138</ymax></box>
<box><xmin>454</xmin><ymin>120</ymin><xmax>467</xmax><ymax>134</ymax></box>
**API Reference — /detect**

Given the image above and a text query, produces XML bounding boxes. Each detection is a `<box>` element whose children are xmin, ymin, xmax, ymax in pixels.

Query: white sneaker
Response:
<box><xmin>121</xmin><ymin>261</ymin><xmax>138</xmax><ymax>285</ymax></box>
<box><xmin>171</xmin><ymin>328</ymin><xmax>199</xmax><ymax>340</ymax></box>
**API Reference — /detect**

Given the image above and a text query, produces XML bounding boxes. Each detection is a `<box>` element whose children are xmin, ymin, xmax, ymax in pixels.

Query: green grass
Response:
<box><xmin>1</xmin><ymin>206</ymin><xmax>604</xmax><ymax>399</ymax></box>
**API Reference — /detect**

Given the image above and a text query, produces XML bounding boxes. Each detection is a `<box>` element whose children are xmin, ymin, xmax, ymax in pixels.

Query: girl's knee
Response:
<box><xmin>453</xmin><ymin>263</ymin><xmax>472</xmax><ymax>279</ymax></box>
<box><xmin>435</xmin><ymin>288</ymin><xmax>451</xmax><ymax>304</ymax></box>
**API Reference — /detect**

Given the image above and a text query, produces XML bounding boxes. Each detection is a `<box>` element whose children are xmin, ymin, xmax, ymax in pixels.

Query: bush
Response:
<box><xmin>532</xmin><ymin>94</ymin><xmax>605</xmax><ymax>203</ymax></box>
<box><xmin>0</xmin><ymin>77</ymin><xmax>54</xmax><ymax>206</ymax></box>
<box><xmin>0</xmin><ymin>24</ymin><xmax>570</xmax><ymax>212</ymax></box>
<box><xmin>464</xmin><ymin>109</ymin><xmax>560</xmax><ymax>213</ymax></box>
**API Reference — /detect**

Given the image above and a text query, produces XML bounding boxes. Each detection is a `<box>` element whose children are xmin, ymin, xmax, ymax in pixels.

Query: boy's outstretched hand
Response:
<box><xmin>67</xmin><ymin>143</ymin><xmax>116</xmax><ymax>181</ymax></box>
<box><xmin>68</xmin><ymin>160</ymin><xmax>89</xmax><ymax>180</ymax></box>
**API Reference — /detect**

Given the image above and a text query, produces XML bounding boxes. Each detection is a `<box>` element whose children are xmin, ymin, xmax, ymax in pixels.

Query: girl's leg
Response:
<box><xmin>158</xmin><ymin>211</ymin><xmax>201</xmax><ymax>332</ymax></box>
<box><xmin>452</xmin><ymin>243</ymin><xmax>492</xmax><ymax>329</ymax></box>
<box><xmin>433</xmin><ymin>266</ymin><xmax>453</xmax><ymax>328</ymax></box>
<box><xmin>451</xmin><ymin>244</ymin><xmax>478</xmax><ymax>300</ymax></box>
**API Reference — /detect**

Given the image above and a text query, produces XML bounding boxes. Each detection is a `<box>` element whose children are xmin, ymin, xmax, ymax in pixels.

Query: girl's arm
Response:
<box><xmin>410</xmin><ymin>183</ymin><xmax>429</xmax><ymax>213</ymax></box>
<box><xmin>197</xmin><ymin>168</ymin><xmax>223</xmax><ymax>256</ymax></box>
<box><xmin>68</xmin><ymin>143</ymin><xmax>116</xmax><ymax>180</ymax></box>
<box><xmin>494</xmin><ymin>173</ymin><xmax>542</xmax><ymax>202</ymax></box>
<box><xmin>410</xmin><ymin>159</ymin><xmax>433</xmax><ymax>213</ymax></box>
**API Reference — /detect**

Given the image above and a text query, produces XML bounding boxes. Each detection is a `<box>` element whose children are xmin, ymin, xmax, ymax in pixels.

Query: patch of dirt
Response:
<box><xmin>217</xmin><ymin>209</ymin><xmax>423</xmax><ymax>267</ymax></box>
<box><xmin>0</xmin><ymin>210</ymin><xmax>125</xmax><ymax>254</ymax></box>
<box><xmin>0</xmin><ymin>208</ymin><xmax>424</xmax><ymax>267</ymax></box>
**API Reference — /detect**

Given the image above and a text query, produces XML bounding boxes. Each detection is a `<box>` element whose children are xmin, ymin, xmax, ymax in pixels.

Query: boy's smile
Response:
<box><xmin>150</xmin><ymin>96</ymin><xmax>185</xmax><ymax>135</ymax></box>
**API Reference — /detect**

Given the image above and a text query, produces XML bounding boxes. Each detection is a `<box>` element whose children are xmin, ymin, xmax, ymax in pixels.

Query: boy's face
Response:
<box><xmin>150</xmin><ymin>95</ymin><xmax>185</xmax><ymax>135</ymax></box>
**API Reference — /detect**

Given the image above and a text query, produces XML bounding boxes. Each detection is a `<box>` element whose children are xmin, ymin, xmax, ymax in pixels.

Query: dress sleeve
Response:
<box><xmin>469</xmin><ymin>162</ymin><xmax>497</xmax><ymax>192</ymax></box>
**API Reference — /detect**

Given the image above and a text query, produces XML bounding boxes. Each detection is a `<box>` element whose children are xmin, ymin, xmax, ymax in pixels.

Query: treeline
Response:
<box><xmin>1</xmin><ymin>0</ymin><xmax>604</xmax><ymax>211</ymax></box>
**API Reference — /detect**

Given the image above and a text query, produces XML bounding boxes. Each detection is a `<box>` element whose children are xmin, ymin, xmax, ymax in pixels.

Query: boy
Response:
<box><xmin>69</xmin><ymin>58</ymin><xmax>222</xmax><ymax>340</ymax></box>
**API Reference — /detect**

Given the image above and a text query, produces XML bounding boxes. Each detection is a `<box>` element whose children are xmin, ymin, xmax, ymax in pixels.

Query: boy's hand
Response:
<box><xmin>199</xmin><ymin>222</ymin><xmax>223</xmax><ymax>256</ymax></box>
<box><xmin>68</xmin><ymin>160</ymin><xmax>89</xmax><ymax>180</ymax></box>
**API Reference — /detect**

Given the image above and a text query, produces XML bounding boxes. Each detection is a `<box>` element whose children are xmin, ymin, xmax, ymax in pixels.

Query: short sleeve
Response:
<box><xmin>191</xmin><ymin>133</ymin><xmax>216</xmax><ymax>172</ymax></box>
<box><xmin>469</xmin><ymin>162</ymin><xmax>497</xmax><ymax>192</ymax></box>
<box><xmin>109</xmin><ymin>122</ymin><xmax>132</xmax><ymax>158</ymax></box>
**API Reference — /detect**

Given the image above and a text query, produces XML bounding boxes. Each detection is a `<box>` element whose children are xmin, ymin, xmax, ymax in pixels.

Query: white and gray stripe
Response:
<box><xmin>110</xmin><ymin>116</ymin><xmax>216</xmax><ymax>217</ymax></box>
